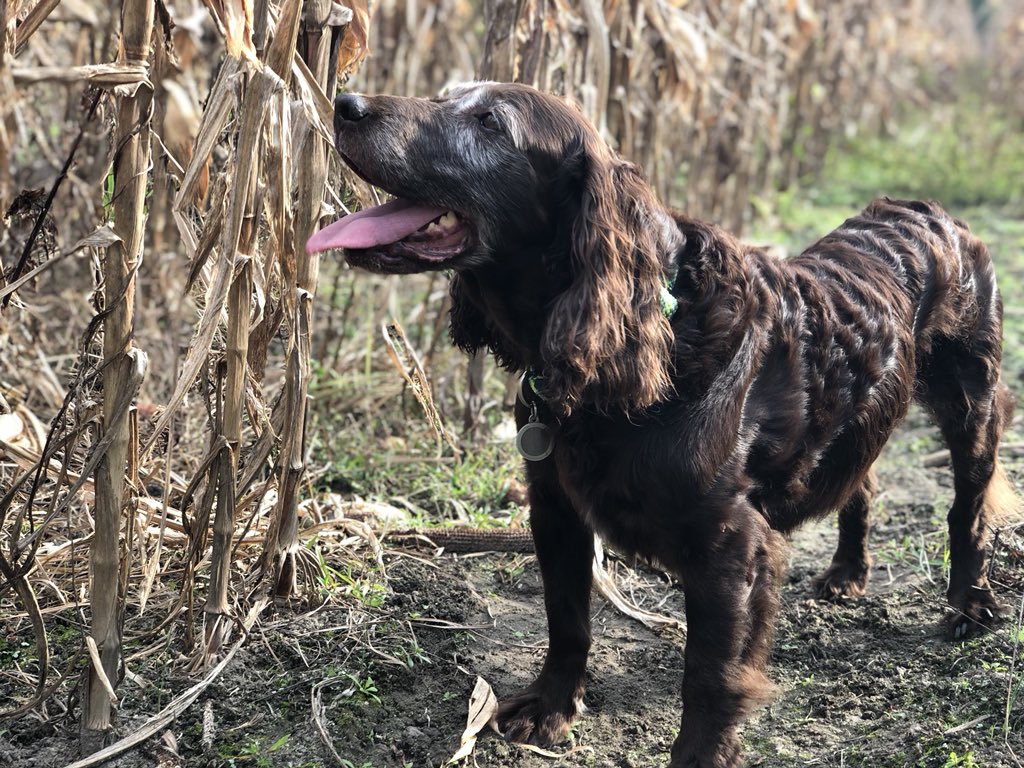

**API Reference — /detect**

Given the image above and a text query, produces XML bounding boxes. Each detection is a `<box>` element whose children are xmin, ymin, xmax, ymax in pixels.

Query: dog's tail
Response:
<box><xmin>985</xmin><ymin>459</ymin><xmax>1021</xmax><ymax>527</ymax></box>
<box><xmin>985</xmin><ymin>379</ymin><xmax>1020</xmax><ymax>526</ymax></box>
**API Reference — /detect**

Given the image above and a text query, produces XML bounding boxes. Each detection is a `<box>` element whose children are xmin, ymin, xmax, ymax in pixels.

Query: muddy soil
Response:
<box><xmin>3</xmin><ymin>409</ymin><xmax>1023</xmax><ymax>768</ymax></box>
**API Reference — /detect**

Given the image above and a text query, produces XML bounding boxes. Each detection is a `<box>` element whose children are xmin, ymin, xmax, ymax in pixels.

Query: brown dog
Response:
<box><xmin>308</xmin><ymin>82</ymin><xmax>1016</xmax><ymax>767</ymax></box>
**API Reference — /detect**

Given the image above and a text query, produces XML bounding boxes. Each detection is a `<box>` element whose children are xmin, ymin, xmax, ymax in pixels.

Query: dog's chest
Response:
<box><xmin>550</xmin><ymin>415</ymin><xmax>702</xmax><ymax>560</ymax></box>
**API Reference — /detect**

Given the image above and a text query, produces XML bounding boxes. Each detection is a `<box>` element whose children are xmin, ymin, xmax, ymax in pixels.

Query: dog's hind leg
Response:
<box><xmin>669</xmin><ymin>505</ymin><xmax>783</xmax><ymax>768</ymax></box>
<box><xmin>920</xmin><ymin>337</ymin><xmax>1017</xmax><ymax>639</ymax></box>
<box><xmin>496</xmin><ymin>463</ymin><xmax>594</xmax><ymax>747</ymax></box>
<box><xmin>941</xmin><ymin>378</ymin><xmax>1015</xmax><ymax>639</ymax></box>
<box><xmin>813</xmin><ymin>468</ymin><xmax>877</xmax><ymax>599</ymax></box>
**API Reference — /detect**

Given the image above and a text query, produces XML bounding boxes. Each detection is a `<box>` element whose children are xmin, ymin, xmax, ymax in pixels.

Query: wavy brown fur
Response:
<box><xmin>540</xmin><ymin>146</ymin><xmax>675</xmax><ymax>412</ymax></box>
<box><xmin>326</xmin><ymin>82</ymin><xmax>1018</xmax><ymax>768</ymax></box>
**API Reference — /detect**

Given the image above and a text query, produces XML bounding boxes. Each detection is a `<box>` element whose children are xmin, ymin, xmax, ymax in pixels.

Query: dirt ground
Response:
<box><xmin>3</xmin><ymin>407</ymin><xmax>1023</xmax><ymax>768</ymax></box>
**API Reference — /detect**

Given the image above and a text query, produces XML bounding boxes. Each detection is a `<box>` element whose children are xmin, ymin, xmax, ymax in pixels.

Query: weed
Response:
<box><xmin>217</xmin><ymin>734</ymin><xmax>290</xmax><ymax>768</ymax></box>
<box><xmin>102</xmin><ymin>170</ymin><xmax>115</xmax><ymax>221</ymax></box>
<box><xmin>341</xmin><ymin>673</ymin><xmax>382</xmax><ymax>706</ymax></box>
<box><xmin>394</xmin><ymin>638</ymin><xmax>430</xmax><ymax>669</ymax></box>
<box><xmin>942</xmin><ymin>751</ymin><xmax>978</xmax><ymax>768</ymax></box>
<box><xmin>0</xmin><ymin>638</ymin><xmax>30</xmax><ymax>666</ymax></box>
<box><xmin>314</xmin><ymin>554</ymin><xmax>387</xmax><ymax>608</ymax></box>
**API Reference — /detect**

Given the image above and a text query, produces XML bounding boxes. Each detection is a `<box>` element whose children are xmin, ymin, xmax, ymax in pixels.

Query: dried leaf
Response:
<box><xmin>515</xmin><ymin>742</ymin><xmax>591</xmax><ymax>758</ymax></box>
<box><xmin>84</xmin><ymin>636</ymin><xmax>119</xmax><ymax>706</ymax></box>
<box><xmin>161</xmin><ymin>79</ymin><xmax>207</xmax><ymax>204</ymax></box>
<box><xmin>445</xmin><ymin>677</ymin><xmax>498</xmax><ymax>765</ymax></box>
<box><xmin>336</xmin><ymin>0</ymin><xmax>371</xmax><ymax>77</ymax></box>
<box><xmin>0</xmin><ymin>412</ymin><xmax>25</xmax><ymax>444</ymax></box>
<box><xmin>0</xmin><ymin>225</ymin><xmax>121</xmax><ymax>303</ymax></box>
<box><xmin>174</xmin><ymin>56</ymin><xmax>242</xmax><ymax>214</ymax></box>
<box><xmin>200</xmin><ymin>0</ymin><xmax>257</xmax><ymax>62</ymax></box>
<box><xmin>787</xmin><ymin>0</ymin><xmax>819</xmax><ymax>37</ymax></box>
<box><xmin>382</xmin><ymin>321</ymin><xmax>460</xmax><ymax>456</ymax></box>
<box><xmin>664</xmin><ymin>8</ymin><xmax>708</xmax><ymax>71</ymax></box>
<box><xmin>12</xmin><ymin>63</ymin><xmax>150</xmax><ymax>89</ymax></box>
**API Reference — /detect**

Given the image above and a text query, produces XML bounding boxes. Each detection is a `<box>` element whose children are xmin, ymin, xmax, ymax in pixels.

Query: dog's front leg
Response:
<box><xmin>496</xmin><ymin>459</ymin><xmax>594</xmax><ymax>747</ymax></box>
<box><xmin>670</xmin><ymin>509</ymin><xmax>783</xmax><ymax>768</ymax></box>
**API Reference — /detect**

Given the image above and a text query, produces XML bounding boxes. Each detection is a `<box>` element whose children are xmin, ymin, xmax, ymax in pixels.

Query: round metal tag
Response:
<box><xmin>516</xmin><ymin>422</ymin><xmax>554</xmax><ymax>462</ymax></box>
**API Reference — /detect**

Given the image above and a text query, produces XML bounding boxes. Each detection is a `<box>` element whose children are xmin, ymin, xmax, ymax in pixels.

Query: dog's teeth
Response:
<box><xmin>426</xmin><ymin>222</ymin><xmax>439</xmax><ymax>232</ymax></box>
<box><xmin>438</xmin><ymin>211</ymin><xmax>457</xmax><ymax>228</ymax></box>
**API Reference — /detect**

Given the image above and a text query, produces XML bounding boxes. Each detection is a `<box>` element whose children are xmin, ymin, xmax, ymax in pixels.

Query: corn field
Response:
<box><xmin>0</xmin><ymin>0</ymin><xmax>1022</xmax><ymax>764</ymax></box>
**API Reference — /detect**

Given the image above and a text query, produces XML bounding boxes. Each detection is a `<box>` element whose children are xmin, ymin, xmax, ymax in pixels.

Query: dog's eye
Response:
<box><xmin>478</xmin><ymin>112</ymin><xmax>502</xmax><ymax>132</ymax></box>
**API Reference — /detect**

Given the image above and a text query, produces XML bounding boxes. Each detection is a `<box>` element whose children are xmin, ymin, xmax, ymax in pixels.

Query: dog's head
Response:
<box><xmin>308</xmin><ymin>81</ymin><xmax>602</xmax><ymax>272</ymax></box>
<box><xmin>310</xmin><ymin>82</ymin><xmax>676</xmax><ymax>413</ymax></box>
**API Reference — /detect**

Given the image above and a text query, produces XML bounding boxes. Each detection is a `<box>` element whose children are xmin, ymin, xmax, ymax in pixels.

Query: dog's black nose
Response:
<box><xmin>335</xmin><ymin>94</ymin><xmax>371</xmax><ymax>129</ymax></box>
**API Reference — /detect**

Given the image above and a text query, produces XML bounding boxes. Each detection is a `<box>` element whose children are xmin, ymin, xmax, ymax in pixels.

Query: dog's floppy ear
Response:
<box><xmin>449</xmin><ymin>272</ymin><xmax>523</xmax><ymax>373</ymax></box>
<box><xmin>540</xmin><ymin>139</ymin><xmax>675</xmax><ymax>414</ymax></box>
<box><xmin>449</xmin><ymin>273</ymin><xmax>490</xmax><ymax>357</ymax></box>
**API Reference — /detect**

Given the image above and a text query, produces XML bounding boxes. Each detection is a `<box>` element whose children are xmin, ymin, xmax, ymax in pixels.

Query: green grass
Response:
<box><xmin>308</xmin><ymin>366</ymin><xmax>523</xmax><ymax>527</ymax></box>
<box><xmin>217</xmin><ymin>734</ymin><xmax>291</xmax><ymax>767</ymax></box>
<box><xmin>817</xmin><ymin>103</ymin><xmax>1024</xmax><ymax>212</ymax></box>
<box><xmin>753</xmin><ymin>91</ymin><xmax>1024</xmax><ymax>249</ymax></box>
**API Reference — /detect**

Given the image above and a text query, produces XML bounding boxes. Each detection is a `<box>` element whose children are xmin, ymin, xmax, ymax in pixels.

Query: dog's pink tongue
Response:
<box><xmin>306</xmin><ymin>198</ymin><xmax>447</xmax><ymax>253</ymax></box>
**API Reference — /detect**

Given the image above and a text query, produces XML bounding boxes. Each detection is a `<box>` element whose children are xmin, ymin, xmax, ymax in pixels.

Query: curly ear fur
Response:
<box><xmin>449</xmin><ymin>273</ymin><xmax>525</xmax><ymax>373</ymax></box>
<box><xmin>540</xmin><ymin>145</ymin><xmax>675</xmax><ymax>414</ymax></box>
<box><xmin>449</xmin><ymin>274</ymin><xmax>490</xmax><ymax>357</ymax></box>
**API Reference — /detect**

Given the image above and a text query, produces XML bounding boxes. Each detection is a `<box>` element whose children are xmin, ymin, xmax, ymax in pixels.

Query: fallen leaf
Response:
<box><xmin>445</xmin><ymin>676</ymin><xmax>498</xmax><ymax>765</ymax></box>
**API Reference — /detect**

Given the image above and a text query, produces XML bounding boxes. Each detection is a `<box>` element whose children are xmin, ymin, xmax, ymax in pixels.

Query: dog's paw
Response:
<box><xmin>668</xmin><ymin>727</ymin><xmax>743</xmax><ymax>768</ymax></box>
<box><xmin>812</xmin><ymin>561</ymin><xmax>869</xmax><ymax>600</ymax></box>
<box><xmin>496</xmin><ymin>685</ymin><xmax>582</xmax><ymax>747</ymax></box>
<box><xmin>946</xmin><ymin>588</ymin><xmax>1003</xmax><ymax>640</ymax></box>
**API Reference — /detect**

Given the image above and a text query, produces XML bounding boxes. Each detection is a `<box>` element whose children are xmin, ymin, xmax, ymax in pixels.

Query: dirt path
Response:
<box><xmin>2</xmin><ymin>410</ymin><xmax>1021</xmax><ymax>768</ymax></box>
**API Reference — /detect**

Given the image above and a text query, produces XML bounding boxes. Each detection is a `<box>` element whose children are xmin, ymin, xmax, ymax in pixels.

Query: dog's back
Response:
<box><xmin>797</xmin><ymin>199</ymin><xmax>1012</xmax><ymax>494</ymax></box>
<box><xmin>751</xmin><ymin>198</ymin><xmax>1014</xmax><ymax>637</ymax></box>
<box><xmin>800</xmin><ymin>198</ymin><xmax>1001</xmax><ymax>363</ymax></box>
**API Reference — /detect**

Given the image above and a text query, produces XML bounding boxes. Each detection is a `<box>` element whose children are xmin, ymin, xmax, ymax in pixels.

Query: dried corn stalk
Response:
<box><xmin>0</xmin><ymin>0</ymin><xmax>14</xmax><ymax>221</ymax></box>
<box><xmin>360</xmin><ymin>0</ymin><xmax>919</xmax><ymax>233</ymax></box>
<box><xmin>82</xmin><ymin>0</ymin><xmax>154</xmax><ymax>751</ymax></box>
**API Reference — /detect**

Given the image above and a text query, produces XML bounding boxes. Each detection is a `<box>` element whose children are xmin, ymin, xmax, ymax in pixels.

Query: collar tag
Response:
<box><xmin>516</xmin><ymin>399</ymin><xmax>554</xmax><ymax>462</ymax></box>
<box><xmin>516</xmin><ymin>421</ymin><xmax>554</xmax><ymax>461</ymax></box>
